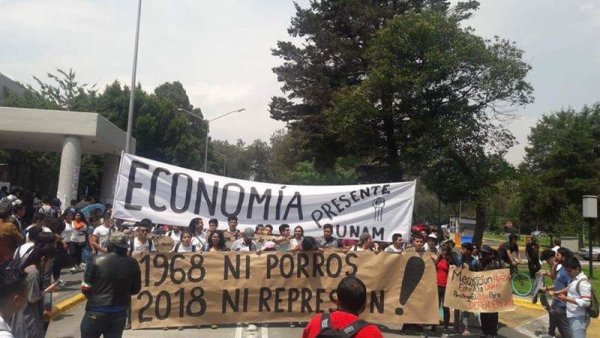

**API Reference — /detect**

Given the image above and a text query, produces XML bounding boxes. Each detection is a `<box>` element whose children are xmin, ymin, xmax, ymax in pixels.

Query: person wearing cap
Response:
<box><xmin>81</xmin><ymin>232</ymin><xmax>141</xmax><ymax>337</ymax></box>
<box><xmin>424</xmin><ymin>233</ymin><xmax>439</xmax><ymax>253</ymax></box>
<box><xmin>230</xmin><ymin>227</ymin><xmax>257</xmax><ymax>252</ymax></box>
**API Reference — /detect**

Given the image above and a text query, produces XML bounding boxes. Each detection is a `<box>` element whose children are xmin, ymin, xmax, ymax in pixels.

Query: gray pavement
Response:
<box><xmin>48</xmin><ymin>301</ymin><xmax>532</xmax><ymax>338</ymax></box>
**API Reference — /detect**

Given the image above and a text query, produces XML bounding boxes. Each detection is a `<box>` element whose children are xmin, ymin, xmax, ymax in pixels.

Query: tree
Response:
<box><xmin>270</xmin><ymin>0</ymin><xmax>459</xmax><ymax>169</ymax></box>
<box><xmin>324</xmin><ymin>9</ymin><xmax>532</xmax><ymax>243</ymax></box>
<box><xmin>519</xmin><ymin>105</ymin><xmax>600</xmax><ymax>243</ymax></box>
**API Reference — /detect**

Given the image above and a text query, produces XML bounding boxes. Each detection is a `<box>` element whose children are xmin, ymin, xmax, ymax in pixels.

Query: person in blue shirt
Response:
<box><xmin>540</xmin><ymin>247</ymin><xmax>572</xmax><ymax>338</ymax></box>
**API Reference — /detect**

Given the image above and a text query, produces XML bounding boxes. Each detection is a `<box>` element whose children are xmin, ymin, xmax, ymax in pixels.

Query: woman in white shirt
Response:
<box><xmin>555</xmin><ymin>257</ymin><xmax>592</xmax><ymax>338</ymax></box>
<box><xmin>289</xmin><ymin>226</ymin><xmax>304</xmax><ymax>251</ymax></box>
<box><xmin>171</xmin><ymin>230</ymin><xmax>198</xmax><ymax>253</ymax></box>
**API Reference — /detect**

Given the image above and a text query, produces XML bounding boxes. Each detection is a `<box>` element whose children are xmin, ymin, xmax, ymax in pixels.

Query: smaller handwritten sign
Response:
<box><xmin>443</xmin><ymin>266</ymin><xmax>515</xmax><ymax>313</ymax></box>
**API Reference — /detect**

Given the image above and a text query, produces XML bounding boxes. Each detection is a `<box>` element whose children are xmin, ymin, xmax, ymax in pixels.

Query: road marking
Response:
<box><xmin>515</xmin><ymin>313</ymin><xmax>547</xmax><ymax>338</ymax></box>
<box><xmin>261</xmin><ymin>326</ymin><xmax>268</xmax><ymax>338</ymax></box>
<box><xmin>235</xmin><ymin>325</ymin><xmax>243</xmax><ymax>338</ymax></box>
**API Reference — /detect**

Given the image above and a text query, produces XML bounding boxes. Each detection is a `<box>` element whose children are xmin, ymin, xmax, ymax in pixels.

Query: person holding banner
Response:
<box><xmin>384</xmin><ymin>233</ymin><xmax>405</xmax><ymax>253</ymax></box>
<box><xmin>230</xmin><ymin>228</ymin><xmax>257</xmax><ymax>252</ymax></box>
<box><xmin>316</xmin><ymin>224</ymin><xmax>341</xmax><ymax>249</ymax></box>
<box><xmin>166</xmin><ymin>226</ymin><xmax>182</xmax><ymax>245</ymax></box>
<box><xmin>189</xmin><ymin>218</ymin><xmax>207</xmax><ymax>248</ymax></box>
<box><xmin>206</xmin><ymin>230</ymin><xmax>228</xmax><ymax>252</ymax></box>
<box><xmin>289</xmin><ymin>225</ymin><xmax>304</xmax><ymax>251</ymax></box>
<box><xmin>224</xmin><ymin>216</ymin><xmax>241</xmax><ymax>248</ymax></box>
<box><xmin>434</xmin><ymin>245</ymin><xmax>461</xmax><ymax>335</ymax></box>
<box><xmin>128</xmin><ymin>220</ymin><xmax>155</xmax><ymax>255</ymax></box>
<box><xmin>302</xmin><ymin>274</ymin><xmax>383</xmax><ymax>338</ymax></box>
<box><xmin>478</xmin><ymin>245</ymin><xmax>503</xmax><ymax>338</ymax></box>
<box><xmin>171</xmin><ymin>230</ymin><xmax>199</xmax><ymax>253</ymax></box>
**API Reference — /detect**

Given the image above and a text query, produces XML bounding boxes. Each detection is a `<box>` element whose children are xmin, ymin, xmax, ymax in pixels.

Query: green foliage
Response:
<box><xmin>270</xmin><ymin>0</ymin><xmax>465</xmax><ymax>169</ymax></box>
<box><xmin>519</xmin><ymin>105</ymin><xmax>600</xmax><ymax>241</ymax></box>
<box><xmin>285</xmin><ymin>159</ymin><xmax>358</xmax><ymax>185</ymax></box>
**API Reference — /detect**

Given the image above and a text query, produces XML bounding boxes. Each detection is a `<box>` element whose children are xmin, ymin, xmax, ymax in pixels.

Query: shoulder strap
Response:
<box><xmin>576</xmin><ymin>277</ymin><xmax>589</xmax><ymax>294</ymax></box>
<box><xmin>129</xmin><ymin>238</ymin><xmax>135</xmax><ymax>255</ymax></box>
<box><xmin>174</xmin><ymin>242</ymin><xmax>181</xmax><ymax>252</ymax></box>
<box><xmin>339</xmin><ymin>319</ymin><xmax>371</xmax><ymax>338</ymax></box>
<box><xmin>192</xmin><ymin>245</ymin><xmax>196</xmax><ymax>252</ymax></box>
<box><xmin>148</xmin><ymin>239</ymin><xmax>154</xmax><ymax>251</ymax></box>
<box><xmin>319</xmin><ymin>312</ymin><xmax>331</xmax><ymax>331</ymax></box>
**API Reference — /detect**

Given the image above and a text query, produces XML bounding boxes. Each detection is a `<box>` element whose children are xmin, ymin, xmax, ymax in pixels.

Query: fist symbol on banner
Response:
<box><xmin>372</xmin><ymin>197</ymin><xmax>385</xmax><ymax>222</ymax></box>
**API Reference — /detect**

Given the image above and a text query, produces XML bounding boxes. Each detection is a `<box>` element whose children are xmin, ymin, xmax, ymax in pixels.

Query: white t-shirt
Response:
<box><xmin>0</xmin><ymin>314</ymin><xmax>13</xmax><ymax>338</ymax></box>
<box><xmin>131</xmin><ymin>238</ymin><xmax>155</xmax><ymax>254</ymax></box>
<box><xmin>168</xmin><ymin>231</ymin><xmax>181</xmax><ymax>245</ymax></box>
<box><xmin>552</xmin><ymin>245</ymin><xmax>560</xmax><ymax>253</ymax></box>
<box><xmin>173</xmin><ymin>243</ymin><xmax>197</xmax><ymax>253</ymax></box>
<box><xmin>289</xmin><ymin>237</ymin><xmax>303</xmax><ymax>250</ymax></box>
<box><xmin>62</xmin><ymin>221</ymin><xmax>73</xmax><ymax>243</ymax></box>
<box><xmin>385</xmin><ymin>245</ymin><xmax>404</xmax><ymax>253</ymax></box>
<box><xmin>92</xmin><ymin>225</ymin><xmax>112</xmax><ymax>253</ymax></box>
<box><xmin>566</xmin><ymin>272</ymin><xmax>592</xmax><ymax>318</ymax></box>
<box><xmin>24</xmin><ymin>225</ymin><xmax>52</xmax><ymax>242</ymax></box>
<box><xmin>192</xmin><ymin>231</ymin><xmax>206</xmax><ymax>248</ymax></box>
<box><xmin>14</xmin><ymin>242</ymin><xmax>34</xmax><ymax>261</ymax></box>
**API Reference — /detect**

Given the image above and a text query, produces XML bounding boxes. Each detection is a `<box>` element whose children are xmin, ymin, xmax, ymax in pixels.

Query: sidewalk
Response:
<box><xmin>513</xmin><ymin>295</ymin><xmax>600</xmax><ymax>338</ymax></box>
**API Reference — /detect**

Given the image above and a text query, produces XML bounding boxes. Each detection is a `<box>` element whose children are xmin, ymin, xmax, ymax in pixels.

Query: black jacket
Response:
<box><xmin>83</xmin><ymin>252</ymin><xmax>141</xmax><ymax>309</ymax></box>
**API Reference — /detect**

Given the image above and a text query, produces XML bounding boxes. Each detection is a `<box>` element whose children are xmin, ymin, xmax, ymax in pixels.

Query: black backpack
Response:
<box><xmin>316</xmin><ymin>312</ymin><xmax>370</xmax><ymax>338</ymax></box>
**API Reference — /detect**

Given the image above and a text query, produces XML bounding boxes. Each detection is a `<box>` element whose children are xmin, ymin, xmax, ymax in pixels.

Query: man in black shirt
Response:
<box><xmin>81</xmin><ymin>232</ymin><xmax>141</xmax><ymax>337</ymax></box>
<box><xmin>498</xmin><ymin>234</ymin><xmax>520</xmax><ymax>274</ymax></box>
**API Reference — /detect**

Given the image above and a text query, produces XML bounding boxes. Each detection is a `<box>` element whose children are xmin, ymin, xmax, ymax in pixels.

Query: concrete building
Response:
<box><xmin>0</xmin><ymin>73</ymin><xmax>26</xmax><ymax>105</ymax></box>
<box><xmin>0</xmin><ymin>106</ymin><xmax>134</xmax><ymax>205</ymax></box>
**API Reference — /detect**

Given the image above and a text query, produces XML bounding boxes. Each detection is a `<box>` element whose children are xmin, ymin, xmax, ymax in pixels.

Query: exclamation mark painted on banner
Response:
<box><xmin>395</xmin><ymin>256</ymin><xmax>425</xmax><ymax>316</ymax></box>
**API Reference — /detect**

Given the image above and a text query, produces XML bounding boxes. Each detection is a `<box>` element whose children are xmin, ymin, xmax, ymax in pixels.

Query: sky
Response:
<box><xmin>1</xmin><ymin>0</ymin><xmax>599</xmax><ymax>165</ymax></box>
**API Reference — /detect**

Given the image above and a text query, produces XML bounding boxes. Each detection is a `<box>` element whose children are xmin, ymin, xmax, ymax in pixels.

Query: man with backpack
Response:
<box><xmin>555</xmin><ymin>257</ymin><xmax>598</xmax><ymax>338</ymax></box>
<box><xmin>302</xmin><ymin>275</ymin><xmax>383</xmax><ymax>338</ymax></box>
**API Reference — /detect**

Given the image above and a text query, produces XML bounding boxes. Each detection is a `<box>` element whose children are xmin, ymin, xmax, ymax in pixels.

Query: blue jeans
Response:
<box><xmin>80</xmin><ymin>310</ymin><xmax>127</xmax><ymax>338</ymax></box>
<box><xmin>568</xmin><ymin>316</ymin><xmax>589</xmax><ymax>338</ymax></box>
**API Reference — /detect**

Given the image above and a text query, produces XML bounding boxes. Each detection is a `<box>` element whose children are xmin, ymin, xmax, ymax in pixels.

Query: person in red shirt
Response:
<box><xmin>302</xmin><ymin>275</ymin><xmax>383</xmax><ymax>338</ymax></box>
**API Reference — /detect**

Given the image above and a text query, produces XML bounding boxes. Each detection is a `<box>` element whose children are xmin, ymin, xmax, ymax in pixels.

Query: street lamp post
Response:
<box><xmin>125</xmin><ymin>0</ymin><xmax>142</xmax><ymax>154</ymax></box>
<box><xmin>177</xmin><ymin>108</ymin><xmax>246</xmax><ymax>173</ymax></box>
<box><xmin>213</xmin><ymin>149</ymin><xmax>243</xmax><ymax>176</ymax></box>
<box><xmin>582</xmin><ymin>195</ymin><xmax>597</xmax><ymax>279</ymax></box>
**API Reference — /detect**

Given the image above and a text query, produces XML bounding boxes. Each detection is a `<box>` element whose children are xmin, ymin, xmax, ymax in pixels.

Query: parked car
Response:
<box><xmin>579</xmin><ymin>246</ymin><xmax>600</xmax><ymax>261</ymax></box>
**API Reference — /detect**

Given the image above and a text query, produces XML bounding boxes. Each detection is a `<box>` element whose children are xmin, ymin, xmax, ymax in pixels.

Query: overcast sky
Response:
<box><xmin>1</xmin><ymin>0</ymin><xmax>599</xmax><ymax>165</ymax></box>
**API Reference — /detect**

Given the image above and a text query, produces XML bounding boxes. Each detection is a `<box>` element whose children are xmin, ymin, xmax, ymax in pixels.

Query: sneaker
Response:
<box><xmin>70</xmin><ymin>267</ymin><xmax>77</xmax><ymax>273</ymax></box>
<box><xmin>80</xmin><ymin>263</ymin><xmax>86</xmax><ymax>269</ymax></box>
<box><xmin>57</xmin><ymin>280</ymin><xmax>66</xmax><ymax>287</ymax></box>
<box><xmin>211</xmin><ymin>324</ymin><xmax>218</xmax><ymax>329</ymax></box>
<box><xmin>124</xmin><ymin>323</ymin><xmax>131</xmax><ymax>330</ymax></box>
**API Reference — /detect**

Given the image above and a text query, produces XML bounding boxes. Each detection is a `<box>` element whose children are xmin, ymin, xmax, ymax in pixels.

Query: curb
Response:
<box><xmin>513</xmin><ymin>297</ymin><xmax>545</xmax><ymax>311</ymax></box>
<box><xmin>51</xmin><ymin>293</ymin><xmax>86</xmax><ymax>320</ymax></box>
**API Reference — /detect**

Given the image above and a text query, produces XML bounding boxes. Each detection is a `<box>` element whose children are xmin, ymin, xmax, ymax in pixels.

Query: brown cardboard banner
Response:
<box><xmin>131</xmin><ymin>251</ymin><xmax>439</xmax><ymax>329</ymax></box>
<box><xmin>443</xmin><ymin>266</ymin><xmax>515</xmax><ymax>313</ymax></box>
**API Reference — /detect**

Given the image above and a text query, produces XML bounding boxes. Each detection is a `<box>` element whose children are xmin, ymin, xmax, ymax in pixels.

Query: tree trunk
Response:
<box><xmin>473</xmin><ymin>202</ymin><xmax>487</xmax><ymax>245</ymax></box>
<box><xmin>381</xmin><ymin>95</ymin><xmax>403</xmax><ymax>181</ymax></box>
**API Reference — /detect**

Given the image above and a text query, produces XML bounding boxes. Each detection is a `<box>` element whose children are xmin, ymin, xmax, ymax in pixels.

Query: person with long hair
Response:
<box><xmin>206</xmin><ymin>230</ymin><xmax>228</xmax><ymax>252</ymax></box>
<box><xmin>9</xmin><ymin>237</ymin><xmax>58</xmax><ymax>338</ymax></box>
<box><xmin>290</xmin><ymin>226</ymin><xmax>304</xmax><ymax>251</ymax></box>
<box><xmin>434</xmin><ymin>245</ymin><xmax>460</xmax><ymax>334</ymax></box>
<box><xmin>69</xmin><ymin>211</ymin><xmax>88</xmax><ymax>272</ymax></box>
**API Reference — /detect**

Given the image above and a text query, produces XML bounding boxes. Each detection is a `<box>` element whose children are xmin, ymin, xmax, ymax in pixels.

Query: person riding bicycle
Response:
<box><xmin>498</xmin><ymin>234</ymin><xmax>520</xmax><ymax>274</ymax></box>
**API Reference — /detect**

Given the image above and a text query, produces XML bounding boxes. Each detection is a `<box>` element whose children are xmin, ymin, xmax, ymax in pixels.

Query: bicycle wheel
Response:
<box><xmin>511</xmin><ymin>272</ymin><xmax>533</xmax><ymax>296</ymax></box>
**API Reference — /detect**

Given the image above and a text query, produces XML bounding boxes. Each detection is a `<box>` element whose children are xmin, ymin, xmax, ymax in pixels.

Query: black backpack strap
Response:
<box><xmin>339</xmin><ymin>319</ymin><xmax>370</xmax><ymax>338</ymax></box>
<box><xmin>174</xmin><ymin>242</ymin><xmax>181</xmax><ymax>252</ymax></box>
<box><xmin>129</xmin><ymin>238</ymin><xmax>134</xmax><ymax>255</ymax></box>
<box><xmin>148</xmin><ymin>239</ymin><xmax>154</xmax><ymax>252</ymax></box>
<box><xmin>319</xmin><ymin>312</ymin><xmax>331</xmax><ymax>331</ymax></box>
<box><xmin>192</xmin><ymin>245</ymin><xmax>196</xmax><ymax>252</ymax></box>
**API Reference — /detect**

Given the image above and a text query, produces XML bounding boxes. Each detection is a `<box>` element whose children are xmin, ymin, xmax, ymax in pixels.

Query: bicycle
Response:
<box><xmin>509</xmin><ymin>262</ymin><xmax>533</xmax><ymax>296</ymax></box>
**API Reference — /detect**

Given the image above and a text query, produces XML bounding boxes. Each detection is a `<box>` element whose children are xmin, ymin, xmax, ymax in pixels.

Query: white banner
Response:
<box><xmin>112</xmin><ymin>154</ymin><xmax>415</xmax><ymax>241</ymax></box>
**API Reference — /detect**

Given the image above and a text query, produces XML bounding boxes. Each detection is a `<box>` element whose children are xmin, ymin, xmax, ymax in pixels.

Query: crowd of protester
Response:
<box><xmin>0</xmin><ymin>187</ymin><xmax>594</xmax><ymax>338</ymax></box>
